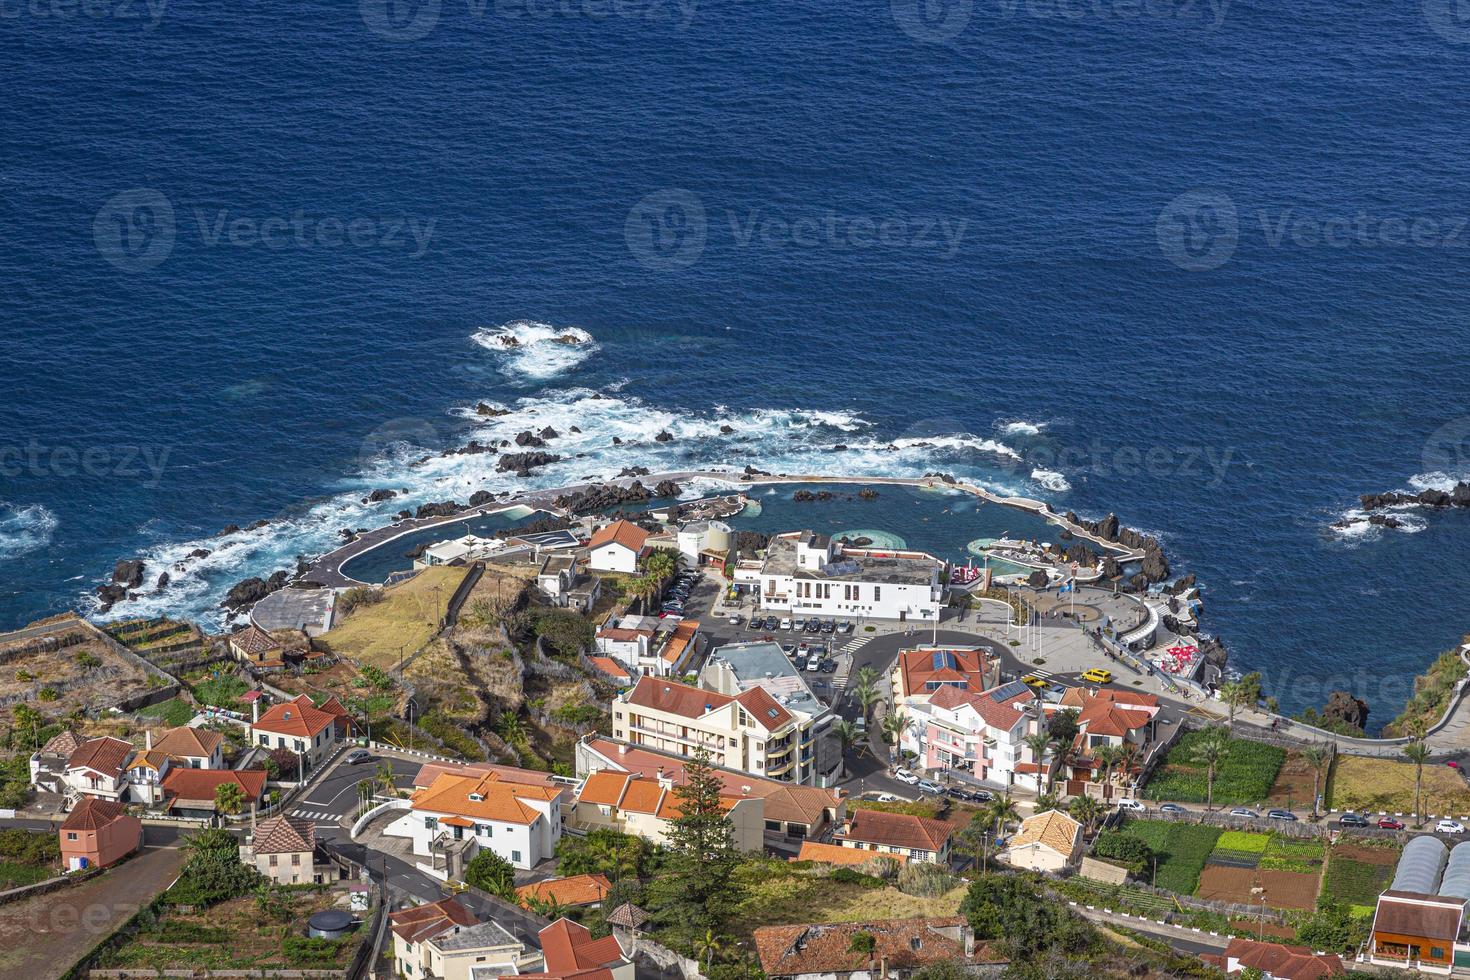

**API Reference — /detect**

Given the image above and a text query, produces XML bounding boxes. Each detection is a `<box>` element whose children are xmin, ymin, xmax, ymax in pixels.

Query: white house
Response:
<box><xmin>249</xmin><ymin>695</ymin><xmax>350</xmax><ymax>775</ymax></box>
<box><xmin>898</xmin><ymin>680</ymin><xmax>1038</xmax><ymax>788</ymax></box>
<box><xmin>536</xmin><ymin>553</ymin><xmax>601</xmax><ymax>613</ymax></box>
<box><xmin>61</xmin><ymin>737</ymin><xmax>134</xmax><ymax>804</ymax></box>
<box><xmin>384</xmin><ymin>768</ymin><xmax>569</xmax><ymax>874</ymax></box>
<box><xmin>676</xmin><ymin>520</ymin><xmax>732</xmax><ymax>565</ymax></box>
<box><xmin>746</xmin><ymin>531</ymin><xmax>945</xmax><ymax>622</ymax></box>
<box><xmin>587</xmin><ymin>520</ymin><xmax>650</xmax><ymax>574</ymax></box>
<box><xmin>999</xmin><ymin>809</ymin><xmax>1083</xmax><ymax>873</ymax></box>
<box><xmin>391</xmin><ymin>897</ymin><xmax>543</xmax><ymax>980</ymax></box>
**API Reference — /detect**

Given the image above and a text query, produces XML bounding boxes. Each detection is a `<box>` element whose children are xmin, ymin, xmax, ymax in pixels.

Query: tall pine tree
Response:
<box><xmin>652</xmin><ymin>747</ymin><xmax>743</xmax><ymax>932</ymax></box>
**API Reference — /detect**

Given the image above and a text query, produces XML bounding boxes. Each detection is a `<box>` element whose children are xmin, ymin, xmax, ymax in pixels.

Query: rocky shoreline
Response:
<box><xmin>1331</xmin><ymin>479</ymin><xmax>1470</xmax><ymax>533</ymax></box>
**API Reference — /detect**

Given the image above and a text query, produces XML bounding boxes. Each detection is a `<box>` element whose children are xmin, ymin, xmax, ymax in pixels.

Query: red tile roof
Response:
<box><xmin>60</xmin><ymin>797</ymin><xmax>129</xmax><ymax>831</ymax></box>
<box><xmin>411</xmin><ymin>770</ymin><xmax>563</xmax><ymax>825</ymax></box>
<box><xmin>250</xmin><ymin>814</ymin><xmax>315</xmax><ymax>854</ymax></box>
<box><xmin>391</xmin><ymin>897</ymin><xmax>478</xmax><ymax>943</ymax></box>
<box><xmin>928</xmin><ymin>684</ymin><xmax>1030</xmax><ymax>731</ymax></box>
<box><xmin>230</xmin><ymin>624</ymin><xmax>282</xmax><ymax>654</ymax></box>
<box><xmin>659</xmin><ymin>619</ymin><xmax>700</xmax><ymax>666</ymax></box>
<box><xmin>1220</xmin><ymin>937</ymin><xmax>1345</xmax><ymax>979</ymax></box>
<box><xmin>538</xmin><ymin>918</ymin><xmax>626</xmax><ymax>975</ymax></box>
<box><xmin>412</xmin><ymin>760</ymin><xmax>562</xmax><ymax>791</ymax></box>
<box><xmin>734</xmin><ymin>684</ymin><xmax>793</xmax><ymax>729</ymax></box>
<box><xmin>152</xmin><ymin>726</ymin><xmax>223</xmax><ymax>759</ymax></box>
<box><xmin>252</xmin><ymin>698</ymin><xmax>338</xmax><ymax>738</ymax></box>
<box><xmin>66</xmin><ymin>737</ymin><xmax>133</xmax><ymax>779</ymax></box>
<box><xmin>841</xmin><ymin>809</ymin><xmax>952</xmax><ymax>853</ymax></box>
<box><xmin>161</xmin><ymin>768</ymin><xmax>266</xmax><ymax>807</ymax></box>
<box><xmin>895</xmin><ymin>647</ymin><xmax>990</xmax><ymax>698</ymax></box>
<box><xmin>587</xmin><ymin>656</ymin><xmax>632</xmax><ymax>681</ymax></box>
<box><xmin>754</xmin><ymin>918</ymin><xmax>1001</xmax><ymax>976</ymax></box>
<box><xmin>516</xmin><ymin>873</ymin><xmax>613</xmax><ymax>908</ymax></box>
<box><xmin>588</xmin><ymin>520</ymin><xmax>649</xmax><ymax>554</ymax></box>
<box><xmin>624</xmin><ymin>675</ymin><xmax>732</xmax><ymax>719</ymax></box>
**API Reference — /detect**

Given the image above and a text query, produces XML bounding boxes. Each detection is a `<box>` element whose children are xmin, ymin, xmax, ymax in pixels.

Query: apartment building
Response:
<box><xmin>737</xmin><ymin>531</ymin><xmax>945</xmax><ymax>623</ymax></box>
<box><xmin>898</xmin><ymin>680</ymin><xmax>1039</xmax><ymax>788</ymax></box>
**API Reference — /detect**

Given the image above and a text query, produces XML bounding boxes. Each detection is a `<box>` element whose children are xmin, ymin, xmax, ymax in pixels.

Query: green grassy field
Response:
<box><xmin>1141</xmin><ymin>732</ymin><xmax>1286</xmax><ymax>805</ymax></box>
<box><xmin>1115</xmin><ymin>819</ymin><xmax>1222</xmax><ymax>894</ymax></box>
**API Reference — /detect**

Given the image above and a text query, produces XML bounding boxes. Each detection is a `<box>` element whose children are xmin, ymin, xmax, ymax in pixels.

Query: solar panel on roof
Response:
<box><xmin>991</xmin><ymin>681</ymin><xmax>1029</xmax><ymax>702</ymax></box>
<box><xmin>821</xmin><ymin>561</ymin><xmax>861</xmax><ymax>577</ymax></box>
<box><xmin>930</xmin><ymin>651</ymin><xmax>958</xmax><ymax>671</ymax></box>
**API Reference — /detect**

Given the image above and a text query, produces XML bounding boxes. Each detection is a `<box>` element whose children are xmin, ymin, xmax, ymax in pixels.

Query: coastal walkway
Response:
<box><xmin>302</xmin><ymin>468</ymin><xmax>1147</xmax><ymax>588</ymax></box>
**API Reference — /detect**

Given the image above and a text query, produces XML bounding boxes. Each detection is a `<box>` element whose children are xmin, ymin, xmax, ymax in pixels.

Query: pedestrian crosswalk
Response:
<box><xmin>289</xmin><ymin>807</ymin><xmax>339</xmax><ymax>822</ymax></box>
<box><xmin>837</xmin><ymin>636</ymin><xmax>870</xmax><ymax>657</ymax></box>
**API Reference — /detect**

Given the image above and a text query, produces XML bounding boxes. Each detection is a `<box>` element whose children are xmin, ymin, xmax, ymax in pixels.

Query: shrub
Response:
<box><xmin>1093</xmin><ymin>830</ymin><xmax>1152</xmax><ymax>872</ymax></box>
<box><xmin>338</xmin><ymin>587</ymin><xmax>384</xmax><ymax>615</ymax></box>
<box><xmin>1141</xmin><ymin>732</ymin><xmax>1286</xmax><ymax>805</ymax></box>
<box><xmin>465</xmin><ymin>849</ymin><xmax>517</xmax><ymax>899</ymax></box>
<box><xmin>898</xmin><ymin>861</ymin><xmax>959</xmax><ymax>897</ymax></box>
<box><xmin>860</xmin><ymin>855</ymin><xmax>902</xmax><ymax>880</ymax></box>
<box><xmin>830</xmin><ymin>867</ymin><xmax>886</xmax><ymax>889</ymax></box>
<box><xmin>534</xmin><ymin>609</ymin><xmax>594</xmax><ymax>659</ymax></box>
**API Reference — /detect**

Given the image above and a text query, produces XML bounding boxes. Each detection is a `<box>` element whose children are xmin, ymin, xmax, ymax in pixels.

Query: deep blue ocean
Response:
<box><xmin>3</xmin><ymin>0</ymin><xmax>1470</xmax><ymax>729</ymax></box>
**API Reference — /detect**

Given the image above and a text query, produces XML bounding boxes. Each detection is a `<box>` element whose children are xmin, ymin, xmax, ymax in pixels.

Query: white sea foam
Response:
<box><xmin>1408</xmin><ymin>471</ymin><xmax>1468</xmax><ymax>493</ymax></box>
<box><xmin>1327</xmin><ymin>508</ymin><xmax>1427</xmax><ymax>542</ymax></box>
<box><xmin>1030</xmin><ymin>468</ymin><xmax>1071</xmax><ymax>492</ymax></box>
<box><xmin>0</xmin><ymin>502</ymin><xmax>58</xmax><ymax>560</ymax></box>
<box><xmin>999</xmin><ymin>420</ymin><xmax>1046</xmax><ymax>436</ymax></box>
<box><xmin>470</xmin><ymin>320</ymin><xmax>597</xmax><ymax>381</ymax></box>
<box><xmin>89</xmin><ymin>386</ymin><xmax>1064</xmax><ymax>627</ymax></box>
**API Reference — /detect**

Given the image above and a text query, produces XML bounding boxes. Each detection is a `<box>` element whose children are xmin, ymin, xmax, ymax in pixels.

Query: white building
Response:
<box><xmin>384</xmin><ymin>768</ymin><xmax>569</xmax><ymax>874</ymax></box>
<box><xmin>999</xmin><ymin>809</ymin><xmax>1083</xmax><ymax>873</ymax></box>
<box><xmin>587</xmin><ymin>520</ymin><xmax>650</xmax><ymax>574</ymax></box>
<box><xmin>741</xmin><ymin>531</ymin><xmax>945</xmax><ymax>622</ymax></box>
<box><xmin>536</xmin><ymin>553</ymin><xmax>601</xmax><ymax>613</ymax></box>
<box><xmin>391</xmin><ymin>897</ymin><xmax>543</xmax><ymax>980</ymax></box>
<box><xmin>676</xmin><ymin>520</ymin><xmax>732</xmax><ymax>565</ymax></box>
<box><xmin>898</xmin><ymin>680</ymin><xmax>1040</xmax><ymax>789</ymax></box>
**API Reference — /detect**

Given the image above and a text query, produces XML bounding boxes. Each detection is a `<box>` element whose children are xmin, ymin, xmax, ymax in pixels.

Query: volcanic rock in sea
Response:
<box><xmin>554</xmin><ymin>481</ymin><xmax>652</xmax><ymax>514</ymax></box>
<box><xmin>743</xmin><ymin>465</ymin><xmax>772</xmax><ymax>476</ymax></box>
<box><xmin>112</xmin><ymin>559</ymin><xmax>145</xmax><ymax>588</ymax></box>
<box><xmin>188</xmin><ymin>548</ymin><xmax>211</xmax><ymax>559</ymax></box>
<box><xmin>514</xmin><ymin>430</ymin><xmax>545</xmax><ymax>448</ymax></box>
<box><xmin>1321</xmin><ymin>690</ymin><xmax>1370</xmax><ymax>731</ymax></box>
<box><xmin>475</xmin><ymin>402</ymin><xmax>511</xmax><ymax>417</ymax></box>
<box><xmin>857</xmin><ymin>488</ymin><xmax>879</xmax><ymax>500</ymax></box>
<box><xmin>1093</xmin><ymin>513</ymin><xmax>1120</xmax><ymax>541</ymax></box>
<box><xmin>396</xmin><ymin>509</ymin><xmax>413</xmax><ymax>520</ymax></box>
<box><xmin>832</xmin><ymin>444</ymin><xmax>848</xmax><ymax>451</ymax></box>
<box><xmin>538</xmin><ymin>426</ymin><xmax>558</xmax><ymax>440</ymax></box>
<box><xmin>1140</xmin><ymin>544</ymin><xmax>1170</xmax><ymax>582</ymax></box>
<box><xmin>497</xmin><ymin>452</ymin><xmax>560</xmax><ymax>477</ymax></box>
<box><xmin>247</xmin><ymin>519</ymin><xmax>271</xmax><ymax>531</ymax></box>
<box><xmin>655</xmin><ymin>430</ymin><xmax>674</xmax><ymax>443</ymax></box>
<box><xmin>922</xmin><ymin>471</ymin><xmax>957</xmax><ymax>484</ymax></box>
<box><xmin>415</xmin><ymin>501</ymin><xmax>463</xmax><ymax>519</ymax></box>
<box><xmin>156</xmin><ymin>572</ymin><xmax>170</xmax><ymax>590</ymax></box>
<box><xmin>793</xmin><ymin>490</ymin><xmax>835</xmax><ymax>502</ymax></box>
<box><xmin>1165</xmin><ymin>573</ymin><xmax>1197</xmax><ymax>595</ymax></box>
<box><xmin>618</xmin><ymin>466</ymin><xmax>651</xmax><ymax>477</ymax></box>
<box><xmin>338</xmin><ymin>528</ymin><xmax>358</xmax><ymax>543</ymax></box>
<box><xmin>570</xmin><ymin>426</ymin><xmax>581</xmax><ymax>433</ymax></box>
<box><xmin>449</xmin><ymin>441</ymin><xmax>494</xmax><ymax>456</ymax></box>
<box><xmin>95</xmin><ymin>583</ymin><xmax>128</xmax><ymax>612</ymax></box>
<box><xmin>220</xmin><ymin>524</ymin><xmax>241</xmax><ymax>536</ymax></box>
<box><xmin>1197</xmin><ymin>635</ymin><xmax>1229</xmax><ymax>669</ymax></box>
<box><xmin>719</xmin><ymin>424</ymin><xmax>735</xmax><ymax>434</ymax></box>
<box><xmin>611</xmin><ymin>436</ymin><xmax>622</xmax><ymax>445</ymax></box>
<box><xmin>365</xmin><ymin>488</ymin><xmax>398</xmax><ymax>502</ymax></box>
<box><xmin>405</xmin><ymin>543</ymin><xmax>428</xmax><ymax>560</ymax></box>
<box><xmin>468</xmin><ymin>490</ymin><xmax>494</xmax><ymax>507</ymax></box>
<box><xmin>653</xmin><ymin>480</ymin><xmax>681</xmax><ymax>498</ymax></box>
<box><xmin>221</xmin><ymin>571</ymin><xmax>289</xmax><ymax>611</ymax></box>
<box><xmin>1099</xmin><ymin>556</ymin><xmax>1121</xmax><ymax>579</ymax></box>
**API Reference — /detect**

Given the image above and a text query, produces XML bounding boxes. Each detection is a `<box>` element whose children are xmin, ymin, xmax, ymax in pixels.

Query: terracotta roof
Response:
<box><xmin>391</xmin><ymin>897</ymin><xmax>478</xmax><ymax>943</ymax></box>
<box><xmin>755</xmin><ymin>918</ymin><xmax>1001</xmax><ymax>976</ymax></box>
<box><xmin>596</xmin><ymin>627</ymin><xmax>653</xmax><ymax>643</ymax></box>
<box><xmin>841</xmin><ymin>809</ymin><xmax>952</xmax><ymax>853</ymax></box>
<box><xmin>230</xmin><ymin>624</ymin><xmax>281</xmax><ymax>654</ymax></box>
<box><xmin>66</xmin><ymin>737</ymin><xmax>132</xmax><ymax>779</ymax></box>
<box><xmin>734</xmin><ymin>684</ymin><xmax>793</xmax><ymax>729</ymax></box>
<box><xmin>928</xmin><ymin>684</ymin><xmax>1029</xmax><ymax>731</ymax></box>
<box><xmin>659</xmin><ymin>619</ymin><xmax>700</xmax><ymax>665</ymax></box>
<box><xmin>250</xmin><ymin>814</ymin><xmax>316</xmax><ymax>854</ymax></box>
<box><xmin>797</xmin><ymin>841</ymin><xmax>906</xmax><ymax>866</ymax></box>
<box><xmin>895</xmin><ymin>647</ymin><xmax>991</xmax><ymax>698</ymax></box>
<box><xmin>624</xmin><ymin>675</ymin><xmax>732</xmax><ymax>719</ymax></box>
<box><xmin>126</xmin><ymin>749</ymin><xmax>172</xmax><ymax>772</ymax></box>
<box><xmin>516</xmin><ymin>873</ymin><xmax>613</xmax><ymax>908</ymax></box>
<box><xmin>587</xmin><ymin>656</ymin><xmax>631</xmax><ymax>681</ymax></box>
<box><xmin>1221</xmin><ymin>938</ymin><xmax>1345</xmax><ymax>979</ymax></box>
<box><xmin>1007</xmin><ymin>809</ymin><xmax>1082</xmax><ymax>856</ymax></box>
<box><xmin>39</xmin><ymin>730</ymin><xmax>86</xmax><ymax>758</ymax></box>
<box><xmin>411</xmin><ymin>770</ymin><xmax>563</xmax><ymax>825</ymax></box>
<box><xmin>605</xmin><ymin>903</ymin><xmax>649</xmax><ymax>929</ymax></box>
<box><xmin>161</xmin><ymin>768</ymin><xmax>266</xmax><ymax>807</ymax></box>
<box><xmin>588</xmin><ymin>520</ymin><xmax>649</xmax><ymax>554</ymax></box>
<box><xmin>60</xmin><ymin>797</ymin><xmax>129</xmax><ymax>831</ymax></box>
<box><xmin>539</xmin><ymin>917</ymin><xmax>626</xmax><ymax>974</ymax></box>
<box><xmin>412</xmin><ymin>760</ymin><xmax>561</xmax><ymax>791</ymax></box>
<box><xmin>581</xmin><ymin>737</ymin><xmax>843</xmax><ymax>829</ymax></box>
<box><xmin>152</xmin><ymin>726</ymin><xmax>223</xmax><ymax>759</ymax></box>
<box><xmin>252</xmin><ymin>698</ymin><xmax>338</xmax><ymax>738</ymax></box>
<box><xmin>1371</xmin><ymin>891</ymin><xmax>1466</xmax><ymax>943</ymax></box>
<box><xmin>575</xmin><ymin>771</ymin><xmax>740</xmax><ymax>818</ymax></box>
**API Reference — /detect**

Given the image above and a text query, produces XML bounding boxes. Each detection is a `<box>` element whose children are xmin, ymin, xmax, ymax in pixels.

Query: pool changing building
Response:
<box><xmin>740</xmin><ymin>530</ymin><xmax>945</xmax><ymax>623</ymax></box>
<box><xmin>1368</xmin><ymin>836</ymin><xmax>1470</xmax><ymax>974</ymax></box>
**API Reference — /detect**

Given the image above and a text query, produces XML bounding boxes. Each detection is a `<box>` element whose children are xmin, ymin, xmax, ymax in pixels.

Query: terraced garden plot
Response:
<box><xmin>1114</xmin><ymin>819</ymin><xmax>1221</xmax><ymax>894</ymax></box>
<box><xmin>1141</xmin><ymin>733</ymin><xmax>1286</xmax><ymax>805</ymax></box>
<box><xmin>1322</xmin><ymin>842</ymin><xmax>1400</xmax><ymax>908</ymax></box>
<box><xmin>1259</xmin><ymin>836</ymin><xmax>1325</xmax><ymax>875</ymax></box>
<box><xmin>1195</xmin><ymin>865</ymin><xmax>1322</xmax><ymax>911</ymax></box>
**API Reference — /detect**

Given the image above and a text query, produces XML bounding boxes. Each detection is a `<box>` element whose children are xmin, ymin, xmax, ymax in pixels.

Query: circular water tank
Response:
<box><xmin>308</xmin><ymin>909</ymin><xmax>356</xmax><ymax>939</ymax></box>
<box><xmin>706</xmin><ymin>520</ymin><xmax>732</xmax><ymax>552</ymax></box>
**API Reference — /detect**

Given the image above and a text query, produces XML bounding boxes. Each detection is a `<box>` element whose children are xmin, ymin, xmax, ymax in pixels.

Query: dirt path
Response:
<box><xmin>0</xmin><ymin>845</ymin><xmax>185</xmax><ymax>980</ymax></box>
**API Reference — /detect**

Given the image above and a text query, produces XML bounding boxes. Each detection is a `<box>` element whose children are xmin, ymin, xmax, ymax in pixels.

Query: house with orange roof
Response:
<box><xmin>587</xmin><ymin>520</ymin><xmax>650</xmax><ymax>573</ymax></box>
<box><xmin>577</xmin><ymin>735</ymin><xmax>847</xmax><ymax>840</ymax></box>
<box><xmin>587</xmin><ymin>655</ymin><xmax>633</xmax><ymax>686</ymax></box>
<box><xmin>391</xmin><ymin>897</ymin><xmax>543</xmax><ymax>980</ymax></box>
<box><xmin>59</xmin><ymin>797</ymin><xmax>142</xmax><ymax>870</ymax></box>
<box><xmin>515</xmin><ymin>873</ymin><xmax>613</xmax><ymax>910</ymax></box>
<box><xmin>896</xmin><ymin>679</ymin><xmax>1041</xmax><ymax>789</ymax></box>
<box><xmin>796</xmin><ymin>840</ymin><xmax>907</xmax><ymax>867</ymax></box>
<box><xmin>755</xmin><ymin>917</ymin><xmax>1002</xmax><ymax>980</ymax></box>
<box><xmin>1202</xmin><ymin>937</ymin><xmax>1345</xmax><ymax>979</ymax></box>
<box><xmin>1055</xmin><ymin>687</ymin><xmax>1160</xmax><ymax>798</ymax></box>
<box><xmin>62</xmin><ymin>736</ymin><xmax>134</xmax><ymax>803</ymax></box>
<box><xmin>834</xmin><ymin>809</ymin><xmax>953</xmax><ymax>864</ymax></box>
<box><xmin>150</xmin><ymin>725</ymin><xmax>226</xmax><ymax>769</ymax></box>
<box><xmin>890</xmin><ymin>646</ymin><xmax>997</xmax><ymax>706</ymax></box>
<box><xmin>517</xmin><ymin>917</ymin><xmax>634</xmax><ymax>980</ymax></box>
<box><xmin>612</xmin><ymin>672</ymin><xmax>828</xmax><ymax>786</ymax></box>
<box><xmin>385</xmin><ymin>768</ymin><xmax>570</xmax><ymax>873</ymax></box>
<box><xmin>249</xmin><ymin>694</ymin><xmax>348</xmax><ymax>774</ymax></box>
<box><xmin>160</xmin><ymin>768</ymin><xmax>266</xmax><ymax>817</ymax></box>
<box><xmin>228</xmin><ymin>623</ymin><xmax>285</xmax><ymax>666</ymax></box>
<box><xmin>649</xmin><ymin>618</ymin><xmax>702</xmax><ymax>677</ymax></box>
<box><xmin>999</xmin><ymin>808</ymin><xmax>1083</xmax><ymax>872</ymax></box>
<box><xmin>571</xmin><ymin>769</ymin><xmax>764</xmax><ymax>851</ymax></box>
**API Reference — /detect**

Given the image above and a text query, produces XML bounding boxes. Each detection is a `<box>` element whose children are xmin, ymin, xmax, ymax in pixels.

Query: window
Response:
<box><xmin>1432</xmin><ymin>947</ymin><xmax>1446</xmax><ymax>959</ymax></box>
<box><xmin>873</xmin><ymin>586</ymin><xmax>881</xmax><ymax>601</ymax></box>
<box><xmin>291</xmin><ymin>854</ymin><xmax>301</xmax><ymax>866</ymax></box>
<box><xmin>66</xmin><ymin>832</ymin><xmax>78</xmax><ymax>841</ymax></box>
<box><xmin>269</xmin><ymin>855</ymin><xmax>278</xmax><ymax>867</ymax></box>
<box><xmin>511</xmin><ymin>850</ymin><xmax>522</xmax><ymax>863</ymax></box>
<box><xmin>424</xmin><ymin>817</ymin><xmax>438</xmax><ymax>830</ymax></box>
<box><xmin>258</xmin><ymin>734</ymin><xmax>268</xmax><ymax>746</ymax></box>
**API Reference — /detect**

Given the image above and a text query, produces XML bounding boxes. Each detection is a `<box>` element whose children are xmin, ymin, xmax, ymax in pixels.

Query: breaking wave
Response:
<box><xmin>0</xmin><ymin>502</ymin><xmax>57</xmax><ymax>560</ymax></box>
<box><xmin>470</xmin><ymin>320</ymin><xmax>597</xmax><ymax>381</ymax></box>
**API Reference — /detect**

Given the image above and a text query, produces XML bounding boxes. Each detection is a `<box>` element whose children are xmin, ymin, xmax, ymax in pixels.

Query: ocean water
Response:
<box><xmin>3</xmin><ymin>0</ymin><xmax>1469</xmax><ymax>729</ymax></box>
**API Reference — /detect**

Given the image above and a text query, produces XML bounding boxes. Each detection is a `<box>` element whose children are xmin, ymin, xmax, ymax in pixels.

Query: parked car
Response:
<box><xmin>1337</xmin><ymin>812</ymin><xmax>1370</xmax><ymax>827</ymax></box>
<box><xmin>1229</xmin><ymin>807</ymin><xmax>1261</xmax><ymax>819</ymax></box>
<box><xmin>819</xmin><ymin>658</ymin><xmax>836</xmax><ymax>673</ymax></box>
<box><xmin>917</xmin><ymin>779</ymin><xmax>944</xmax><ymax>795</ymax></box>
<box><xmin>1378</xmin><ymin>817</ymin><xmax>1406</xmax><ymax>830</ymax></box>
<box><xmin>1267</xmin><ymin>809</ymin><xmax>1298</xmax><ymax>822</ymax></box>
<box><xmin>780</xmin><ymin>643</ymin><xmax>796</xmax><ymax>656</ymax></box>
<box><xmin>875</xmin><ymin>793</ymin><xmax>901</xmax><ymax>803</ymax></box>
<box><xmin>747</xmin><ymin>617</ymin><xmax>761</xmax><ymax>629</ymax></box>
<box><xmin>1438</xmin><ymin>819</ymin><xmax>1467</xmax><ymax>834</ymax></box>
<box><xmin>779</xmin><ymin>617</ymin><xmax>792</xmax><ymax>630</ymax></box>
<box><xmin>949</xmin><ymin>787</ymin><xmax>992</xmax><ymax>803</ymax></box>
<box><xmin>764</xmin><ymin>617</ymin><xmax>780</xmax><ymax>630</ymax></box>
<box><xmin>1159</xmin><ymin>802</ymin><xmax>1187</xmax><ymax>814</ymax></box>
<box><xmin>893</xmin><ymin>768</ymin><xmax>920</xmax><ymax>785</ymax></box>
<box><xmin>1116</xmin><ymin>798</ymin><xmax>1145</xmax><ymax>812</ymax></box>
<box><xmin>344</xmin><ymin>749</ymin><xmax>374</xmax><ymax>764</ymax></box>
<box><xmin>840</xmin><ymin>621</ymin><xmax>854</xmax><ymax>633</ymax></box>
<box><xmin>821</xmin><ymin>620</ymin><xmax>836</xmax><ymax>633</ymax></box>
<box><xmin>1081</xmin><ymin>668</ymin><xmax>1114</xmax><ymax>685</ymax></box>
<box><xmin>727</xmin><ymin>614</ymin><xmax>742</xmax><ymax>625</ymax></box>
<box><xmin>806</xmin><ymin>620</ymin><xmax>822</xmax><ymax>633</ymax></box>
<box><xmin>1021</xmin><ymin>675</ymin><xmax>1049</xmax><ymax>690</ymax></box>
<box><xmin>791</xmin><ymin>618</ymin><xmax>806</xmax><ymax>631</ymax></box>
<box><xmin>806</xmin><ymin>656</ymin><xmax>822</xmax><ymax>672</ymax></box>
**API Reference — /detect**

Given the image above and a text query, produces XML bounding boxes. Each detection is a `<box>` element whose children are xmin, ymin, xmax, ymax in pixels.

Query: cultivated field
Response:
<box><xmin>1322</xmin><ymin>840</ymin><xmax>1400</xmax><ymax>911</ymax></box>
<box><xmin>1195</xmin><ymin>865</ymin><xmax>1321</xmax><ymax>910</ymax></box>
<box><xmin>1114</xmin><ymin>819</ymin><xmax>1221</xmax><ymax>894</ymax></box>
<box><xmin>1327</xmin><ymin>755</ymin><xmax>1470</xmax><ymax>816</ymax></box>
<box><xmin>1140</xmin><ymin>732</ymin><xmax>1286</xmax><ymax>806</ymax></box>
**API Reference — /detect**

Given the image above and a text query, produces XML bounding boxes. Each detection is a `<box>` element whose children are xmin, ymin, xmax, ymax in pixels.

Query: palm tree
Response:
<box><xmin>1402</xmin><ymin>740</ymin><xmax>1431</xmax><ymax>827</ymax></box>
<box><xmin>854</xmin><ymin>678</ymin><xmax>881</xmax><ymax>721</ymax></box>
<box><xmin>645</xmin><ymin>550</ymin><xmax>676</xmax><ymax>583</ymax></box>
<box><xmin>694</xmin><ymin>928</ymin><xmax>724</xmax><ymax>972</ymax></box>
<box><xmin>629</xmin><ymin>576</ymin><xmax>660</xmax><ymax>613</ymax></box>
<box><xmin>955</xmin><ymin>814</ymin><xmax>992</xmax><ymax>873</ymax></box>
<box><xmin>1191</xmin><ymin>726</ymin><xmax>1231</xmax><ymax>811</ymax></box>
<box><xmin>1023</xmin><ymin>731</ymin><xmax>1053</xmax><ymax>793</ymax></box>
<box><xmin>1069</xmin><ymin>794</ymin><xmax>1105</xmax><ymax>833</ymax></box>
<box><xmin>983</xmin><ymin>794</ymin><xmax>1019</xmax><ymax>838</ymax></box>
<box><xmin>879</xmin><ymin>711</ymin><xmax>905</xmax><ymax>748</ymax></box>
<box><xmin>1114</xmin><ymin>741</ymin><xmax>1141</xmax><ymax>790</ymax></box>
<box><xmin>1303</xmin><ymin>744</ymin><xmax>1331</xmax><ymax>818</ymax></box>
<box><xmin>1092</xmin><ymin>744</ymin><xmax>1120</xmax><ymax>795</ymax></box>
<box><xmin>834</xmin><ymin>720</ymin><xmax>861</xmax><ymax>761</ymax></box>
<box><xmin>1033</xmin><ymin>792</ymin><xmax>1063</xmax><ymax>814</ymax></box>
<box><xmin>1218</xmin><ymin>678</ymin><xmax>1249</xmax><ymax>731</ymax></box>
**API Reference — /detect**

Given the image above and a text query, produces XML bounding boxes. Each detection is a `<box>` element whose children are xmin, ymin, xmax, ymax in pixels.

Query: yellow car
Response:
<box><xmin>1081</xmin><ymin>668</ymin><xmax>1113</xmax><ymax>685</ymax></box>
<box><xmin>1021</xmin><ymin>675</ymin><xmax>1049</xmax><ymax>690</ymax></box>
